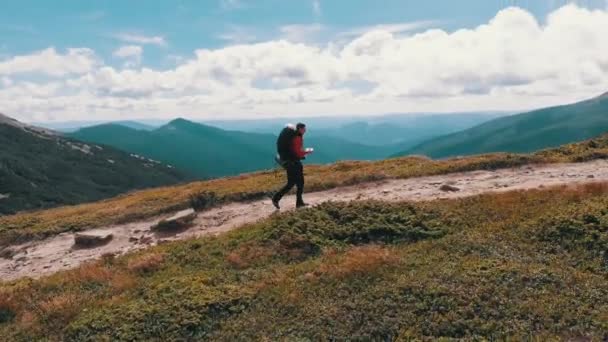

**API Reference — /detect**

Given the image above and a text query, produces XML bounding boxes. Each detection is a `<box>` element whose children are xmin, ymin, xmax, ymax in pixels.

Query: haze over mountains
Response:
<box><xmin>0</xmin><ymin>114</ymin><xmax>186</xmax><ymax>215</ymax></box>
<box><xmin>39</xmin><ymin>112</ymin><xmax>504</xmax><ymax>146</ymax></box>
<box><xmin>68</xmin><ymin>91</ymin><xmax>608</xmax><ymax>178</ymax></box>
<box><xmin>70</xmin><ymin>119</ymin><xmax>397</xmax><ymax>178</ymax></box>
<box><xmin>397</xmin><ymin>92</ymin><xmax>608</xmax><ymax>158</ymax></box>
<box><xmin>202</xmin><ymin>112</ymin><xmax>506</xmax><ymax>147</ymax></box>
<box><xmin>67</xmin><ymin>112</ymin><xmax>503</xmax><ymax>178</ymax></box>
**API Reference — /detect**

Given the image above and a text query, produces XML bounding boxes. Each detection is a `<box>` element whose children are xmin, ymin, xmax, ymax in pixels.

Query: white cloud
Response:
<box><xmin>113</xmin><ymin>45</ymin><xmax>142</xmax><ymax>59</ymax></box>
<box><xmin>113</xmin><ymin>45</ymin><xmax>143</xmax><ymax>67</ymax></box>
<box><xmin>0</xmin><ymin>48</ymin><xmax>97</xmax><ymax>77</ymax></box>
<box><xmin>1</xmin><ymin>4</ymin><xmax>608</xmax><ymax>122</ymax></box>
<box><xmin>337</xmin><ymin>21</ymin><xmax>438</xmax><ymax>38</ymax></box>
<box><xmin>1</xmin><ymin>77</ymin><xmax>12</xmax><ymax>87</ymax></box>
<box><xmin>280</xmin><ymin>24</ymin><xmax>326</xmax><ymax>43</ymax></box>
<box><xmin>115</xmin><ymin>33</ymin><xmax>166</xmax><ymax>46</ymax></box>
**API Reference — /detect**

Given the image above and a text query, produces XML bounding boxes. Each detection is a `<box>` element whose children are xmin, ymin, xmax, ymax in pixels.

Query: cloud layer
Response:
<box><xmin>115</xmin><ymin>33</ymin><xmax>166</xmax><ymax>47</ymax></box>
<box><xmin>1</xmin><ymin>5</ymin><xmax>607</xmax><ymax>122</ymax></box>
<box><xmin>113</xmin><ymin>45</ymin><xmax>143</xmax><ymax>67</ymax></box>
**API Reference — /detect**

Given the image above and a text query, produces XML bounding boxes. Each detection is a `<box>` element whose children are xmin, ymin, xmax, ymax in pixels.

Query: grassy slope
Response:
<box><xmin>1</xmin><ymin>133</ymin><xmax>608</xmax><ymax>246</ymax></box>
<box><xmin>1</xmin><ymin>183</ymin><xmax>607</xmax><ymax>340</ymax></box>
<box><xmin>396</xmin><ymin>94</ymin><xmax>608</xmax><ymax>158</ymax></box>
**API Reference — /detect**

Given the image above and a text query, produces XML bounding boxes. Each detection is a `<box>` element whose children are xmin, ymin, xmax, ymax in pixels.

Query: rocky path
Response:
<box><xmin>2</xmin><ymin>160</ymin><xmax>608</xmax><ymax>281</ymax></box>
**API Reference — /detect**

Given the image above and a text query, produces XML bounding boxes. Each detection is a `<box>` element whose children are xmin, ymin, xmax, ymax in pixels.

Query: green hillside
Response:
<box><xmin>2</xmin><ymin>184</ymin><xmax>608</xmax><ymax>340</ymax></box>
<box><xmin>70</xmin><ymin>119</ymin><xmax>396</xmax><ymax>178</ymax></box>
<box><xmin>396</xmin><ymin>92</ymin><xmax>608</xmax><ymax>158</ymax></box>
<box><xmin>0</xmin><ymin>117</ymin><xmax>186</xmax><ymax>215</ymax></box>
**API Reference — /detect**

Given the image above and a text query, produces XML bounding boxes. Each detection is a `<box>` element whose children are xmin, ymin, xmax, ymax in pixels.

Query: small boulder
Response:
<box><xmin>73</xmin><ymin>233</ymin><xmax>113</xmax><ymax>249</ymax></box>
<box><xmin>439</xmin><ymin>184</ymin><xmax>460</xmax><ymax>192</ymax></box>
<box><xmin>151</xmin><ymin>210</ymin><xmax>197</xmax><ymax>235</ymax></box>
<box><xmin>140</xmin><ymin>236</ymin><xmax>154</xmax><ymax>245</ymax></box>
<box><xmin>0</xmin><ymin>248</ymin><xmax>16</xmax><ymax>260</ymax></box>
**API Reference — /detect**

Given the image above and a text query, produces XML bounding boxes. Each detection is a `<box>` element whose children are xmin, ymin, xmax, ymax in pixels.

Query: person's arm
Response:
<box><xmin>291</xmin><ymin>136</ymin><xmax>310</xmax><ymax>159</ymax></box>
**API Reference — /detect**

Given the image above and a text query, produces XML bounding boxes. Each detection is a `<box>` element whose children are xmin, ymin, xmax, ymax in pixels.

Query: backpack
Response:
<box><xmin>276</xmin><ymin>125</ymin><xmax>297</xmax><ymax>162</ymax></box>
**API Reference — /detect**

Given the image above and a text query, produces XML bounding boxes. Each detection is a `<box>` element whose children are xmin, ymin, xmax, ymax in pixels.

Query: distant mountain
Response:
<box><xmin>305</xmin><ymin>135</ymin><xmax>395</xmax><ymax>163</ymax></box>
<box><xmin>70</xmin><ymin>119</ymin><xmax>397</xmax><ymax>178</ymax></box>
<box><xmin>395</xmin><ymin>92</ymin><xmax>608</xmax><ymax>158</ymax></box>
<box><xmin>205</xmin><ymin>112</ymin><xmax>504</xmax><ymax>147</ymax></box>
<box><xmin>71</xmin><ymin>120</ymin><xmax>277</xmax><ymax>178</ymax></box>
<box><xmin>35</xmin><ymin>112</ymin><xmax>502</xmax><ymax>145</ymax></box>
<box><xmin>0</xmin><ymin>114</ymin><xmax>186</xmax><ymax>215</ymax></box>
<box><xmin>34</xmin><ymin>120</ymin><xmax>161</xmax><ymax>133</ymax></box>
<box><xmin>112</xmin><ymin>121</ymin><xmax>157</xmax><ymax>131</ymax></box>
<box><xmin>315</xmin><ymin>113</ymin><xmax>504</xmax><ymax>147</ymax></box>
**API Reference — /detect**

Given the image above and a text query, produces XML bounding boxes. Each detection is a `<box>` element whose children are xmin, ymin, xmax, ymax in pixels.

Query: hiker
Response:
<box><xmin>272</xmin><ymin>122</ymin><xmax>313</xmax><ymax>209</ymax></box>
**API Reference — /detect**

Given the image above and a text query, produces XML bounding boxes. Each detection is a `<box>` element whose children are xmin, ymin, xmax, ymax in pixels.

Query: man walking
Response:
<box><xmin>272</xmin><ymin>122</ymin><xmax>313</xmax><ymax>209</ymax></box>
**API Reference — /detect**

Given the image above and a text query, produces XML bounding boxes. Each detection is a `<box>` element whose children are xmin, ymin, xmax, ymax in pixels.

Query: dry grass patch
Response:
<box><xmin>35</xmin><ymin>293</ymin><xmax>82</xmax><ymax>327</ymax></box>
<box><xmin>127</xmin><ymin>252</ymin><xmax>166</xmax><ymax>274</ymax></box>
<box><xmin>226</xmin><ymin>242</ymin><xmax>277</xmax><ymax>269</ymax></box>
<box><xmin>65</xmin><ymin>262</ymin><xmax>114</xmax><ymax>284</ymax></box>
<box><xmin>314</xmin><ymin>245</ymin><xmax>400</xmax><ymax>280</ymax></box>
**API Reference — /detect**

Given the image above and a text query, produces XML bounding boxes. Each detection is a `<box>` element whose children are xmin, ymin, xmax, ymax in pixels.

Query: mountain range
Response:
<box><xmin>0</xmin><ymin>114</ymin><xmax>186</xmax><ymax>215</ymax></box>
<box><xmin>5</xmin><ymin>91</ymin><xmax>608</xmax><ymax>214</ymax></box>
<box><xmin>396</xmin><ymin>92</ymin><xmax>608</xmax><ymax>158</ymax></box>
<box><xmin>202</xmin><ymin>112</ymin><xmax>505</xmax><ymax>147</ymax></box>
<box><xmin>69</xmin><ymin>119</ymin><xmax>399</xmax><ymax>178</ymax></box>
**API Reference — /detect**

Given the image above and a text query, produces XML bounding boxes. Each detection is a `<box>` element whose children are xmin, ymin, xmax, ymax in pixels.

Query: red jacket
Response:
<box><xmin>291</xmin><ymin>135</ymin><xmax>310</xmax><ymax>160</ymax></box>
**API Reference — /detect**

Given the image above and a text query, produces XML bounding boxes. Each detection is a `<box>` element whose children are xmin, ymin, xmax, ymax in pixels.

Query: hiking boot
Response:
<box><xmin>272</xmin><ymin>198</ymin><xmax>281</xmax><ymax>210</ymax></box>
<box><xmin>296</xmin><ymin>202</ymin><xmax>309</xmax><ymax>209</ymax></box>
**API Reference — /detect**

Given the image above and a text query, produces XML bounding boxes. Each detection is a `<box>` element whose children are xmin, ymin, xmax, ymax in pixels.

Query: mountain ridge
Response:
<box><xmin>70</xmin><ymin>119</ymin><xmax>401</xmax><ymax>178</ymax></box>
<box><xmin>396</xmin><ymin>91</ymin><xmax>608</xmax><ymax>158</ymax></box>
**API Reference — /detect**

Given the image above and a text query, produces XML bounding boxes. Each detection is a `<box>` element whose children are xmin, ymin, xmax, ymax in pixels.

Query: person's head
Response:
<box><xmin>296</xmin><ymin>122</ymin><xmax>306</xmax><ymax>135</ymax></box>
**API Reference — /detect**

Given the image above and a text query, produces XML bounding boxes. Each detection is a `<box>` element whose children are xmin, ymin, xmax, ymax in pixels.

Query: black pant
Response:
<box><xmin>273</xmin><ymin>160</ymin><xmax>304</xmax><ymax>205</ymax></box>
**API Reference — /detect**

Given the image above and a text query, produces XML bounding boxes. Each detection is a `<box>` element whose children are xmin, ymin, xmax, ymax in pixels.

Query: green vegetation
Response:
<box><xmin>0</xmin><ymin>123</ymin><xmax>186</xmax><ymax>215</ymax></box>
<box><xmin>2</xmin><ymin>132</ymin><xmax>608</xmax><ymax>246</ymax></box>
<box><xmin>1</xmin><ymin>183</ymin><xmax>607</xmax><ymax>340</ymax></box>
<box><xmin>69</xmin><ymin>118</ymin><xmax>398</xmax><ymax>179</ymax></box>
<box><xmin>397</xmin><ymin>92</ymin><xmax>608</xmax><ymax>158</ymax></box>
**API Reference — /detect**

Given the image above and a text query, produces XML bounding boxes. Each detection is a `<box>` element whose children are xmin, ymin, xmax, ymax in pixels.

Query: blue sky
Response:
<box><xmin>3</xmin><ymin>0</ymin><xmax>605</xmax><ymax>68</ymax></box>
<box><xmin>0</xmin><ymin>1</ymin><xmax>607</xmax><ymax>122</ymax></box>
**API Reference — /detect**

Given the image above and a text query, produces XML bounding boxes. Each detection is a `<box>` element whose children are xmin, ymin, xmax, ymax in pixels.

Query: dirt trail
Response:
<box><xmin>2</xmin><ymin>160</ymin><xmax>608</xmax><ymax>282</ymax></box>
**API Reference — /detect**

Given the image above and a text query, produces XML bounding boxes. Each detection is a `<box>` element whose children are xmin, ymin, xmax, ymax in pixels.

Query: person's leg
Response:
<box><xmin>295</xmin><ymin>162</ymin><xmax>306</xmax><ymax>207</ymax></box>
<box><xmin>272</xmin><ymin>162</ymin><xmax>297</xmax><ymax>208</ymax></box>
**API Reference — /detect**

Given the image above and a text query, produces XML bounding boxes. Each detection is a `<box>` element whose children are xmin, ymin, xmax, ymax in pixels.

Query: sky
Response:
<box><xmin>0</xmin><ymin>0</ymin><xmax>607</xmax><ymax>122</ymax></box>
